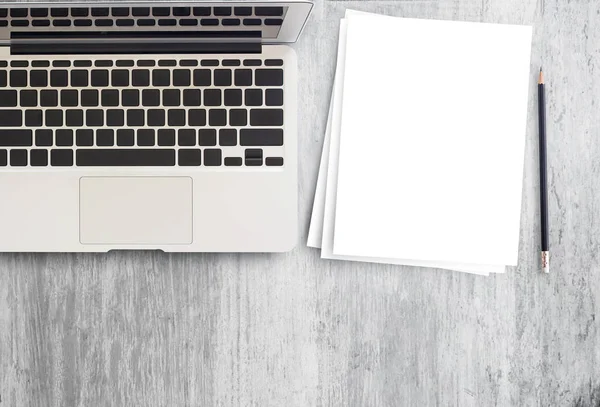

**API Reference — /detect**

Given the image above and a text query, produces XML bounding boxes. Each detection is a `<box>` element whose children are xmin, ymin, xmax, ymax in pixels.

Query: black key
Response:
<box><xmin>266</xmin><ymin>89</ymin><xmax>284</xmax><ymax>106</ymax></box>
<box><xmin>255</xmin><ymin>69</ymin><xmax>283</xmax><ymax>86</ymax></box>
<box><xmin>55</xmin><ymin>129</ymin><xmax>73</xmax><ymax>146</ymax></box>
<box><xmin>95</xmin><ymin>61</ymin><xmax>113</xmax><ymax>67</ymax></box>
<box><xmin>10</xmin><ymin>149</ymin><xmax>27</xmax><ymax>166</ymax></box>
<box><xmin>74</xmin><ymin>19</ymin><xmax>93</xmax><ymax>27</ymax></box>
<box><xmin>71</xmin><ymin>70</ymin><xmax>89</xmax><ymax>87</ymax></box>
<box><xmin>137</xmin><ymin>129</ymin><xmax>155</xmax><ymax>146</ymax></box>
<box><xmin>52</xmin><ymin>60</ymin><xmax>70</xmax><ymax>67</ymax></box>
<box><xmin>10</xmin><ymin>70</ymin><xmax>27</xmax><ymax>87</ymax></box>
<box><xmin>193</xmin><ymin>7</ymin><xmax>211</xmax><ymax>16</ymax></box>
<box><xmin>71</xmin><ymin>8</ymin><xmax>89</xmax><ymax>17</ymax></box>
<box><xmin>245</xmin><ymin>89</ymin><xmax>263</xmax><ymax>106</ymax></box>
<box><xmin>91</xmin><ymin>70</ymin><xmax>109</xmax><ymax>87</ymax></box>
<box><xmin>66</xmin><ymin>110</ymin><xmax>84</xmax><ymax>127</ymax></box>
<box><xmin>137</xmin><ymin>19</ymin><xmax>155</xmax><ymax>26</ymax></box>
<box><xmin>152</xmin><ymin>70</ymin><xmax>170</xmax><ymax>86</ymax></box>
<box><xmin>222</xmin><ymin>19</ymin><xmax>240</xmax><ymax>26</ymax></box>
<box><xmin>250</xmin><ymin>109</ymin><xmax>283</xmax><ymax>126</ymax></box>
<box><xmin>36</xmin><ymin>130</ymin><xmax>53</xmax><ymax>146</ymax></box>
<box><xmin>0</xmin><ymin>110</ymin><xmax>22</xmax><ymax>126</ymax></box>
<box><xmin>116</xmin><ymin>60</ymin><xmax>134</xmax><ymax>67</ymax></box>
<box><xmin>265</xmin><ymin>59</ymin><xmax>284</xmax><ymax>67</ymax></box>
<box><xmin>173</xmin><ymin>7</ymin><xmax>190</xmax><ymax>16</ymax></box>
<box><xmin>245</xmin><ymin>148</ymin><xmax>263</xmax><ymax>166</ymax></box>
<box><xmin>265</xmin><ymin>18</ymin><xmax>284</xmax><ymax>26</ymax></box>
<box><xmin>178</xmin><ymin>149</ymin><xmax>201</xmax><ymax>166</ymax></box>
<box><xmin>132</xmin><ymin>7</ymin><xmax>150</xmax><ymax>16</ymax></box>
<box><xmin>0</xmin><ymin>90</ymin><xmax>16</xmax><ymax>107</ymax></box>
<box><xmin>199</xmin><ymin>129</ymin><xmax>216</xmax><ymax>146</ymax></box>
<box><xmin>101</xmin><ymin>89</ymin><xmax>120</xmax><ymax>107</ymax></box>
<box><xmin>243</xmin><ymin>19</ymin><xmax>261</xmax><ymax>26</ymax></box>
<box><xmin>209</xmin><ymin>109</ymin><xmax>227</xmax><ymax>126</ymax></box>
<box><xmin>51</xmin><ymin>149</ymin><xmax>73</xmax><ymax>166</ymax></box>
<box><xmin>91</xmin><ymin>8</ymin><xmax>109</xmax><ymax>17</ymax></box>
<box><xmin>106</xmin><ymin>109</ymin><xmax>124</xmax><ymax>126</ymax></box>
<box><xmin>0</xmin><ymin>9</ymin><xmax>7</xmax><ymax>17</ymax></box>
<box><xmin>51</xmin><ymin>8</ymin><xmax>68</xmax><ymax>17</ymax></box>
<box><xmin>111</xmin><ymin>70</ymin><xmax>129</xmax><ymax>87</ymax></box>
<box><xmin>158</xmin><ymin>60</ymin><xmax>176</xmax><ymax>67</ymax></box>
<box><xmin>53</xmin><ymin>20</ymin><xmax>71</xmax><ymax>27</ymax></box>
<box><xmin>32</xmin><ymin>20</ymin><xmax>50</xmax><ymax>27</ymax></box>
<box><xmin>266</xmin><ymin>157</ymin><xmax>284</xmax><ymax>166</ymax></box>
<box><xmin>117</xmin><ymin>129</ymin><xmax>134</xmax><ymax>146</ymax></box>
<box><xmin>45</xmin><ymin>110</ymin><xmax>63</xmax><ymax>127</ymax></box>
<box><xmin>30</xmin><ymin>70</ymin><xmax>48</xmax><ymax>87</ymax></box>
<box><xmin>96</xmin><ymin>129</ymin><xmax>114</xmax><ymax>146</ymax></box>
<box><xmin>81</xmin><ymin>90</ymin><xmax>99</xmax><ymax>107</ymax></box>
<box><xmin>10</xmin><ymin>8</ymin><xmax>27</xmax><ymax>17</ymax></box>
<box><xmin>158</xmin><ymin>19</ymin><xmax>176</xmax><ymax>26</ymax></box>
<box><xmin>116</xmin><ymin>19</ymin><xmax>135</xmax><ymax>27</ymax></box>
<box><xmin>168</xmin><ymin>109</ymin><xmax>186</xmax><ymax>126</ymax></box>
<box><xmin>61</xmin><ymin>90</ymin><xmax>78</xmax><ymax>107</ymax></box>
<box><xmin>180</xmin><ymin>19</ymin><xmax>198</xmax><ymax>26</ymax></box>
<box><xmin>214</xmin><ymin>7</ymin><xmax>231</xmax><ymax>16</ymax></box>
<box><xmin>50</xmin><ymin>70</ymin><xmax>68</xmax><ymax>87</ymax></box>
<box><xmin>255</xmin><ymin>7</ymin><xmax>284</xmax><ymax>16</ymax></box>
<box><xmin>25</xmin><ymin>110</ymin><xmax>43</xmax><ymax>126</ymax></box>
<box><xmin>11</xmin><ymin>61</ymin><xmax>28</xmax><ymax>68</ymax></box>
<box><xmin>127</xmin><ymin>109</ymin><xmax>144</xmax><ymax>126</ymax></box>
<box><xmin>86</xmin><ymin>110</ymin><xmax>103</xmax><ymax>126</ymax></box>
<box><xmin>132</xmin><ymin>70</ymin><xmax>150</xmax><ymax>86</ymax></box>
<box><xmin>20</xmin><ymin>90</ymin><xmax>37</xmax><ymax>107</ymax></box>
<box><xmin>214</xmin><ymin>69</ymin><xmax>232</xmax><ymax>86</ymax></box>
<box><xmin>234</xmin><ymin>7</ymin><xmax>252</xmax><ymax>16</ymax></box>
<box><xmin>95</xmin><ymin>19</ymin><xmax>114</xmax><ymax>26</ymax></box>
<box><xmin>224</xmin><ymin>89</ymin><xmax>242</xmax><ymax>106</ymax></box>
<box><xmin>0</xmin><ymin>129</ymin><xmax>32</xmax><ymax>146</ymax></box>
<box><xmin>0</xmin><ymin>71</ymin><xmax>5</xmax><ymax>87</ymax></box>
<box><xmin>158</xmin><ymin>129</ymin><xmax>175</xmax><ymax>146</ymax></box>
<box><xmin>153</xmin><ymin>7</ymin><xmax>170</xmax><ymax>16</ymax></box>
<box><xmin>224</xmin><ymin>157</ymin><xmax>242</xmax><ymax>166</ymax></box>
<box><xmin>188</xmin><ymin>109</ymin><xmax>206</xmax><ymax>126</ymax></box>
<box><xmin>183</xmin><ymin>89</ymin><xmax>201</xmax><ymax>106</ymax></box>
<box><xmin>201</xmin><ymin>60</ymin><xmax>219</xmax><ymax>67</ymax></box>
<box><xmin>77</xmin><ymin>149</ymin><xmax>175</xmax><ymax>166</ymax></box>
<box><xmin>229</xmin><ymin>109</ymin><xmax>247</xmax><ymax>126</ymax></box>
<box><xmin>193</xmin><ymin>69</ymin><xmax>211</xmax><ymax>86</ymax></box>
<box><xmin>201</xmin><ymin>19</ymin><xmax>219</xmax><ymax>26</ymax></box>
<box><xmin>137</xmin><ymin>60</ymin><xmax>155</xmax><ymax>67</ymax></box>
<box><xmin>204</xmin><ymin>149</ymin><xmax>222</xmax><ymax>166</ymax></box>
<box><xmin>147</xmin><ymin>109</ymin><xmax>165</xmax><ymax>126</ymax></box>
<box><xmin>204</xmin><ymin>89</ymin><xmax>221</xmax><ymax>106</ymax></box>
<box><xmin>219</xmin><ymin>129</ymin><xmax>237</xmax><ymax>146</ymax></box>
<box><xmin>40</xmin><ymin>90</ymin><xmax>58</xmax><ymax>107</ymax></box>
<box><xmin>235</xmin><ymin>70</ymin><xmax>253</xmax><ymax>86</ymax></box>
<box><xmin>122</xmin><ymin>89</ymin><xmax>139</xmax><ymax>107</ymax></box>
<box><xmin>31</xmin><ymin>8</ymin><xmax>49</xmax><ymax>17</ymax></box>
<box><xmin>244</xmin><ymin>59</ymin><xmax>262</xmax><ymax>66</ymax></box>
<box><xmin>240</xmin><ymin>129</ymin><xmax>283</xmax><ymax>146</ymax></box>
<box><xmin>0</xmin><ymin>149</ymin><xmax>5</xmax><ymax>166</ymax></box>
<box><xmin>30</xmin><ymin>149</ymin><xmax>48</xmax><ymax>166</ymax></box>
<box><xmin>222</xmin><ymin>59</ymin><xmax>241</xmax><ymax>67</ymax></box>
<box><xmin>178</xmin><ymin>129</ymin><xmax>196</xmax><ymax>146</ymax></box>
<box><xmin>112</xmin><ymin>7</ymin><xmax>129</xmax><ymax>17</ymax></box>
<box><xmin>76</xmin><ymin>129</ymin><xmax>94</xmax><ymax>146</ymax></box>
<box><xmin>173</xmin><ymin>69</ymin><xmax>191</xmax><ymax>86</ymax></box>
<box><xmin>142</xmin><ymin>89</ymin><xmax>160</xmax><ymax>106</ymax></box>
<box><xmin>163</xmin><ymin>89</ymin><xmax>180</xmax><ymax>106</ymax></box>
<box><xmin>0</xmin><ymin>21</ymin><xmax>7</xmax><ymax>27</ymax></box>
<box><xmin>74</xmin><ymin>60</ymin><xmax>92</xmax><ymax>67</ymax></box>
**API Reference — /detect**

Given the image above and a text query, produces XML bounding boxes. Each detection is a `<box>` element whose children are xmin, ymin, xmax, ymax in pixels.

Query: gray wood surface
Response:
<box><xmin>1</xmin><ymin>0</ymin><xmax>600</xmax><ymax>406</ymax></box>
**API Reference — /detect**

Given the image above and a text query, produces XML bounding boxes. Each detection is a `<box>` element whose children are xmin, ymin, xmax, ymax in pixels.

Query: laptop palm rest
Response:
<box><xmin>79</xmin><ymin>177</ymin><xmax>193</xmax><ymax>245</ymax></box>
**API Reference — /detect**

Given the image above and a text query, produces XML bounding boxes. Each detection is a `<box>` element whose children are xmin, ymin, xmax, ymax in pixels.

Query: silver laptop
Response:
<box><xmin>0</xmin><ymin>2</ymin><xmax>312</xmax><ymax>252</ymax></box>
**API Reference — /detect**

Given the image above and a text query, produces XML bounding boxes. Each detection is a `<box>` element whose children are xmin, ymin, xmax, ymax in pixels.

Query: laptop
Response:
<box><xmin>0</xmin><ymin>2</ymin><xmax>312</xmax><ymax>252</ymax></box>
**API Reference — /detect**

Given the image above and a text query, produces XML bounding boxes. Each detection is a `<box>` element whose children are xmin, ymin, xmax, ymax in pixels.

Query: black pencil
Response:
<box><xmin>538</xmin><ymin>68</ymin><xmax>549</xmax><ymax>273</ymax></box>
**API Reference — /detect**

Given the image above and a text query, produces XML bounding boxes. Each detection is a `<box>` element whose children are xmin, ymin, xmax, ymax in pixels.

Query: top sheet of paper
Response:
<box><xmin>333</xmin><ymin>14</ymin><xmax>532</xmax><ymax>265</ymax></box>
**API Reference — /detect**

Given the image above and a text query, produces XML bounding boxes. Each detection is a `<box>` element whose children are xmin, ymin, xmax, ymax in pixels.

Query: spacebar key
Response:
<box><xmin>77</xmin><ymin>149</ymin><xmax>175</xmax><ymax>166</ymax></box>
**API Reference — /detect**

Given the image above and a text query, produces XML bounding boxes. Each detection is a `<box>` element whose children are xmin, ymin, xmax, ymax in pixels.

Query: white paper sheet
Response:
<box><xmin>333</xmin><ymin>13</ymin><xmax>532</xmax><ymax>266</ymax></box>
<box><xmin>310</xmin><ymin>16</ymin><xmax>506</xmax><ymax>275</ymax></box>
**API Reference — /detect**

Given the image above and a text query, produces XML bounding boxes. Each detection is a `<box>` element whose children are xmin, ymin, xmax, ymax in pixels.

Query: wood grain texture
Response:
<box><xmin>2</xmin><ymin>0</ymin><xmax>600</xmax><ymax>406</ymax></box>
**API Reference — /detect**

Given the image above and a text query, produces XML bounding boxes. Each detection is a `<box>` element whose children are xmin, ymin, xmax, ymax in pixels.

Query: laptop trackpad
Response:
<box><xmin>79</xmin><ymin>177</ymin><xmax>193</xmax><ymax>245</ymax></box>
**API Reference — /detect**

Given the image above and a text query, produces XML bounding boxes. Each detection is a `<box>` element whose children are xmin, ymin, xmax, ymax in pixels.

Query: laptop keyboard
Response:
<box><xmin>0</xmin><ymin>57</ymin><xmax>285</xmax><ymax>168</ymax></box>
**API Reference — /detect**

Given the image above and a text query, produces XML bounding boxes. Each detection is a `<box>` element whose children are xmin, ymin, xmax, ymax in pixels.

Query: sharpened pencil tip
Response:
<box><xmin>538</xmin><ymin>68</ymin><xmax>544</xmax><ymax>84</ymax></box>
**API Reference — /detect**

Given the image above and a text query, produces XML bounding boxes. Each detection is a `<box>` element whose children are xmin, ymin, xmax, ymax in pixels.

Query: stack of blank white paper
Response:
<box><xmin>308</xmin><ymin>10</ymin><xmax>533</xmax><ymax>275</ymax></box>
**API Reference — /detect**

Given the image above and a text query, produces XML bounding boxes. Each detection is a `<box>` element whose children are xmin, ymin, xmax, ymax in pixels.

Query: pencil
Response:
<box><xmin>538</xmin><ymin>68</ymin><xmax>549</xmax><ymax>273</ymax></box>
